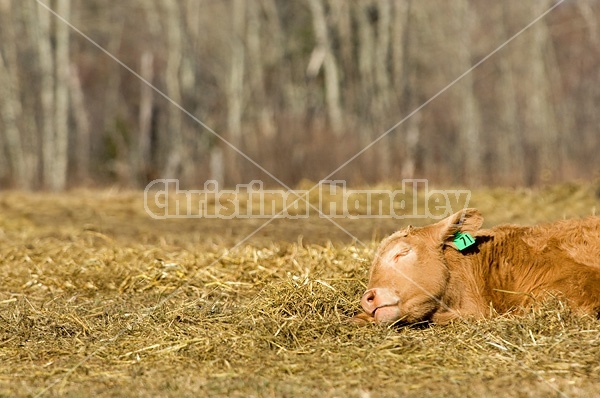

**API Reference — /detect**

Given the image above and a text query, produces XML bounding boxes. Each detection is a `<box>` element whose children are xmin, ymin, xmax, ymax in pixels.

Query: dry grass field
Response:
<box><xmin>0</xmin><ymin>183</ymin><xmax>599</xmax><ymax>397</ymax></box>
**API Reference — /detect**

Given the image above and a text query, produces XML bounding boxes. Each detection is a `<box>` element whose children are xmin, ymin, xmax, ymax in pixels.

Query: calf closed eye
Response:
<box><xmin>393</xmin><ymin>248</ymin><xmax>411</xmax><ymax>261</ymax></box>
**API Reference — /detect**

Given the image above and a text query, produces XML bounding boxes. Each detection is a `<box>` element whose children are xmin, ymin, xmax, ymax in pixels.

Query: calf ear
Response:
<box><xmin>435</xmin><ymin>208</ymin><xmax>483</xmax><ymax>246</ymax></box>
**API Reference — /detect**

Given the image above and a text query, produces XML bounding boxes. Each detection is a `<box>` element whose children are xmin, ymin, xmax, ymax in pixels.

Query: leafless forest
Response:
<box><xmin>0</xmin><ymin>0</ymin><xmax>599</xmax><ymax>190</ymax></box>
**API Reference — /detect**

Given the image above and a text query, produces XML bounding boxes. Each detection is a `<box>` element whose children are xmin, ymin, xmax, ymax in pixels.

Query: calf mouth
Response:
<box><xmin>372</xmin><ymin>305</ymin><xmax>402</xmax><ymax>325</ymax></box>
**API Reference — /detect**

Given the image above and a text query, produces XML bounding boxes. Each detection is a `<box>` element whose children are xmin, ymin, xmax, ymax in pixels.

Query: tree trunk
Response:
<box><xmin>374</xmin><ymin>0</ymin><xmax>391</xmax><ymax>114</ymax></box>
<box><xmin>100</xmin><ymin>12</ymin><xmax>126</xmax><ymax>183</ymax></box>
<box><xmin>19</xmin><ymin>0</ymin><xmax>42</xmax><ymax>188</ymax></box>
<box><xmin>0</xmin><ymin>52</ymin><xmax>26</xmax><ymax>187</ymax></box>
<box><xmin>69</xmin><ymin>61</ymin><xmax>91</xmax><ymax>185</ymax></box>
<box><xmin>391</xmin><ymin>1</ymin><xmax>409</xmax><ymax>94</ymax></box>
<box><xmin>454</xmin><ymin>0</ymin><xmax>482</xmax><ymax>186</ymax></box>
<box><xmin>226</xmin><ymin>0</ymin><xmax>246</xmax><ymax>184</ymax></box>
<box><xmin>0</xmin><ymin>0</ymin><xmax>29</xmax><ymax>188</ymax></box>
<box><xmin>374</xmin><ymin>0</ymin><xmax>392</xmax><ymax>180</ymax></box>
<box><xmin>397</xmin><ymin>0</ymin><xmax>420</xmax><ymax>179</ymax></box>
<box><xmin>161</xmin><ymin>0</ymin><xmax>184</xmax><ymax>180</ymax></box>
<box><xmin>518</xmin><ymin>1</ymin><xmax>559</xmax><ymax>185</ymax></box>
<box><xmin>355</xmin><ymin>1</ymin><xmax>375</xmax><ymax>122</ymax></box>
<box><xmin>137</xmin><ymin>51</ymin><xmax>154</xmax><ymax>183</ymax></box>
<box><xmin>307</xmin><ymin>0</ymin><xmax>343</xmax><ymax>135</ymax></box>
<box><xmin>496</xmin><ymin>32</ymin><xmax>524</xmax><ymax>185</ymax></box>
<box><xmin>330</xmin><ymin>0</ymin><xmax>354</xmax><ymax>86</ymax></box>
<box><xmin>246</xmin><ymin>0</ymin><xmax>271</xmax><ymax>150</ymax></box>
<box><xmin>354</xmin><ymin>0</ymin><xmax>376</xmax><ymax>176</ymax></box>
<box><xmin>36</xmin><ymin>2</ymin><xmax>56</xmax><ymax>190</ymax></box>
<box><xmin>52</xmin><ymin>0</ymin><xmax>70</xmax><ymax>191</ymax></box>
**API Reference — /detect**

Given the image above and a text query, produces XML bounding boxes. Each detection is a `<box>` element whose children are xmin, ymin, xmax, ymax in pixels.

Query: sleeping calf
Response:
<box><xmin>356</xmin><ymin>209</ymin><xmax>600</xmax><ymax>325</ymax></box>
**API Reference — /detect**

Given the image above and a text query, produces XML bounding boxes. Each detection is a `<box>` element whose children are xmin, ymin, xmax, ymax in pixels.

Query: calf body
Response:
<box><xmin>358</xmin><ymin>209</ymin><xmax>600</xmax><ymax>325</ymax></box>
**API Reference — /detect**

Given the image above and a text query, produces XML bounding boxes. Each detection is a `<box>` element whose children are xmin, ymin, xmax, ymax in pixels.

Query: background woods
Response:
<box><xmin>0</xmin><ymin>0</ymin><xmax>599</xmax><ymax>190</ymax></box>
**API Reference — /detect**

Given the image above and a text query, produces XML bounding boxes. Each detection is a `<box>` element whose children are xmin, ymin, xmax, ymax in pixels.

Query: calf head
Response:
<box><xmin>358</xmin><ymin>208</ymin><xmax>483</xmax><ymax>325</ymax></box>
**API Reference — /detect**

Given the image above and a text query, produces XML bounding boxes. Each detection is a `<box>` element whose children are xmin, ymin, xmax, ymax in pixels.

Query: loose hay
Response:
<box><xmin>0</xmin><ymin>186</ymin><xmax>598</xmax><ymax>397</ymax></box>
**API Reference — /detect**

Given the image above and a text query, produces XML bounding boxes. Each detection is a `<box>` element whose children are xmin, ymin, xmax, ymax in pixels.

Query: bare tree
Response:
<box><xmin>454</xmin><ymin>0</ymin><xmax>482</xmax><ymax>186</ymax></box>
<box><xmin>0</xmin><ymin>0</ymin><xmax>28</xmax><ymax>188</ymax></box>
<box><xmin>355</xmin><ymin>1</ymin><xmax>375</xmax><ymax>123</ymax></box>
<box><xmin>161</xmin><ymin>0</ymin><xmax>184</xmax><ymax>180</ymax></box>
<box><xmin>26</xmin><ymin>0</ymin><xmax>71</xmax><ymax>191</ymax></box>
<box><xmin>52</xmin><ymin>0</ymin><xmax>71</xmax><ymax>191</ymax></box>
<box><xmin>511</xmin><ymin>1</ymin><xmax>561</xmax><ymax>184</ymax></box>
<box><xmin>0</xmin><ymin>52</ymin><xmax>26</xmax><ymax>187</ymax></box>
<box><xmin>307</xmin><ymin>0</ymin><xmax>343</xmax><ymax>135</ymax></box>
<box><xmin>396</xmin><ymin>1</ymin><xmax>421</xmax><ymax>180</ymax></box>
<box><xmin>69</xmin><ymin>61</ymin><xmax>91</xmax><ymax>184</ymax></box>
<box><xmin>35</xmin><ymin>2</ymin><xmax>57</xmax><ymax>190</ymax></box>
<box><xmin>137</xmin><ymin>50</ymin><xmax>154</xmax><ymax>182</ymax></box>
<box><xmin>496</xmin><ymin>1</ymin><xmax>525</xmax><ymax>186</ymax></box>
<box><xmin>374</xmin><ymin>0</ymin><xmax>392</xmax><ymax>115</ymax></box>
<box><xmin>225</xmin><ymin>0</ymin><xmax>247</xmax><ymax>184</ymax></box>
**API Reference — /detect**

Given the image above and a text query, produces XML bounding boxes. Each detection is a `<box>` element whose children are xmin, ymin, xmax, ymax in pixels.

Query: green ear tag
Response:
<box><xmin>454</xmin><ymin>232</ymin><xmax>475</xmax><ymax>251</ymax></box>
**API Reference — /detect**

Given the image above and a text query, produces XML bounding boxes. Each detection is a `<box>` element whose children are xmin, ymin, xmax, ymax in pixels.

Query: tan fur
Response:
<box><xmin>357</xmin><ymin>209</ymin><xmax>600</xmax><ymax>325</ymax></box>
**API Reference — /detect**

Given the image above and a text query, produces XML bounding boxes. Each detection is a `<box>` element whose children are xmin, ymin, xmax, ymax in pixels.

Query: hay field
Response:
<box><xmin>0</xmin><ymin>184</ymin><xmax>599</xmax><ymax>397</ymax></box>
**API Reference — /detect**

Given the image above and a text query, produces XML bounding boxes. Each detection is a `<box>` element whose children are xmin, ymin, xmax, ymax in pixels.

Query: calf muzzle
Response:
<box><xmin>361</xmin><ymin>287</ymin><xmax>400</xmax><ymax>316</ymax></box>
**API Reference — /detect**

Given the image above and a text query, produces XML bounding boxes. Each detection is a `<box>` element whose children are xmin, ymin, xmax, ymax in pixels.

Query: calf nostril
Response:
<box><xmin>363</xmin><ymin>289</ymin><xmax>376</xmax><ymax>303</ymax></box>
<box><xmin>361</xmin><ymin>290</ymin><xmax>379</xmax><ymax>315</ymax></box>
